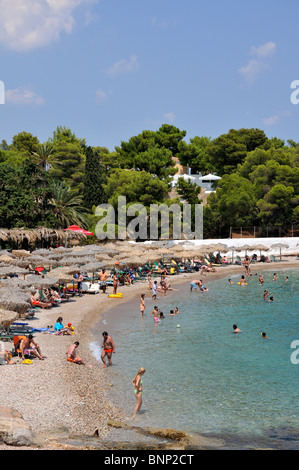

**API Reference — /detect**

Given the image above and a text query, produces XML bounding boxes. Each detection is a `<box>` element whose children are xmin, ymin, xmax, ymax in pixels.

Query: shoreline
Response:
<box><xmin>0</xmin><ymin>258</ymin><xmax>298</xmax><ymax>449</ymax></box>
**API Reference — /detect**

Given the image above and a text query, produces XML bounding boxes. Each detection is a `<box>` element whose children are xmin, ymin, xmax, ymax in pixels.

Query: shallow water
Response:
<box><xmin>90</xmin><ymin>268</ymin><xmax>299</xmax><ymax>448</ymax></box>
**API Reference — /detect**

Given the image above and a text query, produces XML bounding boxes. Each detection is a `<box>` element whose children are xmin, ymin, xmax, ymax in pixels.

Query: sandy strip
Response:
<box><xmin>0</xmin><ymin>258</ymin><xmax>298</xmax><ymax>448</ymax></box>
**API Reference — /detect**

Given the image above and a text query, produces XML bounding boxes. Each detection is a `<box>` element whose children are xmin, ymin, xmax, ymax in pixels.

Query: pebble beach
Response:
<box><xmin>0</xmin><ymin>258</ymin><xmax>298</xmax><ymax>450</ymax></box>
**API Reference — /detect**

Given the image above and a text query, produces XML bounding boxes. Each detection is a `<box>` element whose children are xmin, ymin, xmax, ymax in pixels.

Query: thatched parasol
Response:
<box><xmin>0</xmin><ymin>289</ymin><xmax>31</xmax><ymax>315</ymax></box>
<box><xmin>62</xmin><ymin>265</ymin><xmax>82</xmax><ymax>275</ymax></box>
<box><xmin>24</xmin><ymin>274</ymin><xmax>59</xmax><ymax>288</ymax></box>
<box><xmin>0</xmin><ymin>265</ymin><xmax>30</xmax><ymax>278</ymax></box>
<box><xmin>0</xmin><ymin>277</ymin><xmax>35</xmax><ymax>291</ymax></box>
<box><xmin>11</xmin><ymin>249</ymin><xmax>31</xmax><ymax>258</ymax></box>
<box><xmin>250</xmin><ymin>244</ymin><xmax>269</xmax><ymax>259</ymax></box>
<box><xmin>95</xmin><ymin>253</ymin><xmax>113</xmax><ymax>261</ymax></box>
<box><xmin>270</xmin><ymin>242</ymin><xmax>289</xmax><ymax>260</ymax></box>
<box><xmin>202</xmin><ymin>243</ymin><xmax>228</xmax><ymax>254</ymax></box>
<box><xmin>0</xmin><ymin>254</ymin><xmax>16</xmax><ymax>264</ymax></box>
<box><xmin>0</xmin><ymin>308</ymin><xmax>19</xmax><ymax>327</ymax></box>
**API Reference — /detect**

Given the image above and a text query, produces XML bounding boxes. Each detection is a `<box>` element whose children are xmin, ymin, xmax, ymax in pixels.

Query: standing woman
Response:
<box><xmin>113</xmin><ymin>271</ymin><xmax>119</xmax><ymax>295</ymax></box>
<box><xmin>132</xmin><ymin>367</ymin><xmax>146</xmax><ymax>418</ymax></box>
<box><xmin>140</xmin><ymin>294</ymin><xmax>146</xmax><ymax>316</ymax></box>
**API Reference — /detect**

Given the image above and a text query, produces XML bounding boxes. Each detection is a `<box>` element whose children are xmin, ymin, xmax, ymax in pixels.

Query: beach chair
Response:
<box><xmin>12</xmin><ymin>335</ymin><xmax>27</xmax><ymax>357</ymax></box>
<box><xmin>270</xmin><ymin>255</ymin><xmax>284</xmax><ymax>262</ymax></box>
<box><xmin>234</xmin><ymin>255</ymin><xmax>242</xmax><ymax>265</ymax></box>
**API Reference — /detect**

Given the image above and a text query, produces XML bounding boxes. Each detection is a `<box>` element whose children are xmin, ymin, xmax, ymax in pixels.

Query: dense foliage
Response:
<box><xmin>0</xmin><ymin>124</ymin><xmax>298</xmax><ymax>239</ymax></box>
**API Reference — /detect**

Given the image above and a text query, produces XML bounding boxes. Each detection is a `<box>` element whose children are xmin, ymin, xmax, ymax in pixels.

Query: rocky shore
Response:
<box><xmin>0</xmin><ymin>259</ymin><xmax>297</xmax><ymax>450</ymax></box>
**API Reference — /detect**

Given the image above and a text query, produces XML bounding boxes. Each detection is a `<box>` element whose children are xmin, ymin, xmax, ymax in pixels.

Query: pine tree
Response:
<box><xmin>83</xmin><ymin>146</ymin><xmax>106</xmax><ymax>210</ymax></box>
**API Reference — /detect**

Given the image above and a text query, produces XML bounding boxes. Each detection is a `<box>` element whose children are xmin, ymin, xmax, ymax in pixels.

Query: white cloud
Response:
<box><xmin>5</xmin><ymin>87</ymin><xmax>44</xmax><ymax>105</ymax></box>
<box><xmin>239</xmin><ymin>59</ymin><xmax>270</xmax><ymax>83</ymax></box>
<box><xmin>95</xmin><ymin>88</ymin><xmax>112</xmax><ymax>104</ymax></box>
<box><xmin>239</xmin><ymin>41</ymin><xmax>276</xmax><ymax>83</ymax></box>
<box><xmin>106</xmin><ymin>55</ymin><xmax>139</xmax><ymax>77</ymax></box>
<box><xmin>250</xmin><ymin>41</ymin><xmax>276</xmax><ymax>59</ymax></box>
<box><xmin>0</xmin><ymin>0</ymin><xmax>98</xmax><ymax>51</ymax></box>
<box><xmin>262</xmin><ymin>110</ymin><xmax>290</xmax><ymax>126</ymax></box>
<box><xmin>164</xmin><ymin>112</ymin><xmax>176</xmax><ymax>124</ymax></box>
<box><xmin>262</xmin><ymin>114</ymin><xmax>279</xmax><ymax>126</ymax></box>
<box><xmin>151</xmin><ymin>16</ymin><xmax>176</xmax><ymax>29</ymax></box>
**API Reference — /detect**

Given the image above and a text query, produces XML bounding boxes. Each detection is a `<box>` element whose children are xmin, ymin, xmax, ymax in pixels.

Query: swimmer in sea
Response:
<box><xmin>150</xmin><ymin>306</ymin><xmax>160</xmax><ymax>322</ymax></box>
<box><xmin>233</xmin><ymin>324</ymin><xmax>242</xmax><ymax>333</ymax></box>
<box><xmin>273</xmin><ymin>273</ymin><xmax>279</xmax><ymax>281</ymax></box>
<box><xmin>259</xmin><ymin>274</ymin><xmax>264</xmax><ymax>285</ymax></box>
<box><xmin>174</xmin><ymin>307</ymin><xmax>180</xmax><ymax>315</ymax></box>
<box><xmin>228</xmin><ymin>279</ymin><xmax>234</xmax><ymax>284</ymax></box>
<box><xmin>263</xmin><ymin>289</ymin><xmax>272</xmax><ymax>301</ymax></box>
<box><xmin>261</xmin><ymin>332</ymin><xmax>269</xmax><ymax>339</ymax></box>
<box><xmin>239</xmin><ymin>275</ymin><xmax>247</xmax><ymax>286</ymax></box>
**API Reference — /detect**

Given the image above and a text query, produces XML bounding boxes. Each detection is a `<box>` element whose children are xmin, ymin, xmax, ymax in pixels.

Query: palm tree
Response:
<box><xmin>49</xmin><ymin>180</ymin><xmax>89</xmax><ymax>229</ymax></box>
<box><xmin>32</xmin><ymin>142</ymin><xmax>56</xmax><ymax>170</ymax></box>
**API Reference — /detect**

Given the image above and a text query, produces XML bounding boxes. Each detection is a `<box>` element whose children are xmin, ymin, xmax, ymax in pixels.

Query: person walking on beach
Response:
<box><xmin>77</xmin><ymin>272</ymin><xmax>84</xmax><ymax>296</ymax></box>
<box><xmin>99</xmin><ymin>269</ymin><xmax>108</xmax><ymax>294</ymax></box>
<box><xmin>66</xmin><ymin>341</ymin><xmax>92</xmax><ymax>368</ymax></box>
<box><xmin>101</xmin><ymin>331</ymin><xmax>115</xmax><ymax>367</ymax></box>
<box><xmin>132</xmin><ymin>367</ymin><xmax>146</xmax><ymax>418</ymax></box>
<box><xmin>140</xmin><ymin>294</ymin><xmax>146</xmax><ymax>316</ymax></box>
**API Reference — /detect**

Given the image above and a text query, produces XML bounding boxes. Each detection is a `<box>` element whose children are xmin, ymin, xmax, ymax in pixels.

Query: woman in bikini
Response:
<box><xmin>140</xmin><ymin>294</ymin><xmax>146</xmax><ymax>316</ymax></box>
<box><xmin>132</xmin><ymin>367</ymin><xmax>146</xmax><ymax>418</ymax></box>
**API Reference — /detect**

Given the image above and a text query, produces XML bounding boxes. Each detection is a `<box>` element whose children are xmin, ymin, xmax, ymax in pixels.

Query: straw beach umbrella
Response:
<box><xmin>270</xmin><ymin>242</ymin><xmax>289</xmax><ymax>260</ymax></box>
<box><xmin>0</xmin><ymin>266</ymin><xmax>30</xmax><ymax>278</ymax></box>
<box><xmin>11</xmin><ymin>250</ymin><xmax>31</xmax><ymax>259</ymax></box>
<box><xmin>24</xmin><ymin>275</ymin><xmax>59</xmax><ymax>288</ymax></box>
<box><xmin>0</xmin><ymin>255</ymin><xmax>16</xmax><ymax>264</ymax></box>
<box><xmin>0</xmin><ymin>289</ymin><xmax>31</xmax><ymax>315</ymax></box>
<box><xmin>237</xmin><ymin>244</ymin><xmax>253</xmax><ymax>257</ymax></box>
<box><xmin>0</xmin><ymin>308</ymin><xmax>19</xmax><ymax>328</ymax></box>
<box><xmin>250</xmin><ymin>243</ymin><xmax>269</xmax><ymax>260</ymax></box>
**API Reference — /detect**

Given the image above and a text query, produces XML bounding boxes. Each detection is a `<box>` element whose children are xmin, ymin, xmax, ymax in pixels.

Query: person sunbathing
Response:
<box><xmin>30</xmin><ymin>294</ymin><xmax>52</xmax><ymax>309</ymax></box>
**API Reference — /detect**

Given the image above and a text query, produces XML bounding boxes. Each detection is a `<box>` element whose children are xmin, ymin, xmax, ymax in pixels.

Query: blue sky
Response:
<box><xmin>0</xmin><ymin>0</ymin><xmax>299</xmax><ymax>151</ymax></box>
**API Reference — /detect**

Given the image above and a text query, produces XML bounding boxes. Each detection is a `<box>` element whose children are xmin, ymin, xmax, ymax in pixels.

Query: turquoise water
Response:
<box><xmin>90</xmin><ymin>268</ymin><xmax>299</xmax><ymax>445</ymax></box>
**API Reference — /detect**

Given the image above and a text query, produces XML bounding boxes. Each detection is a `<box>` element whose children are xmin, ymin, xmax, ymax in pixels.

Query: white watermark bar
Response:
<box><xmin>290</xmin><ymin>80</ymin><xmax>299</xmax><ymax>104</ymax></box>
<box><xmin>0</xmin><ymin>81</ymin><xmax>5</xmax><ymax>104</ymax></box>
<box><xmin>94</xmin><ymin>196</ymin><xmax>203</xmax><ymax>240</ymax></box>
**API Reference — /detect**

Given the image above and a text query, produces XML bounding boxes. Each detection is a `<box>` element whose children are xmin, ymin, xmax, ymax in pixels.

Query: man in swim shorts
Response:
<box><xmin>190</xmin><ymin>280</ymin><xmax>201</xmax><ymax>292</ymax></box>
<box><xmin>101</xmin><ymin>331</ymin><xmax>115</xmax><ymax>367</ymax></box>
<box><xmin>19</xmin><ymin>334</ymin><xmax>45</xmax><ymax>361</ymax></box>
<box><xmin>99</xmin><ymin>269</ymin><xmax>108</xmax><ymax>294</ymax></box>
<box><xmin>66</xmin><ymin>341</ymin><xmax>92</xmax><ymax>368</ymax></box>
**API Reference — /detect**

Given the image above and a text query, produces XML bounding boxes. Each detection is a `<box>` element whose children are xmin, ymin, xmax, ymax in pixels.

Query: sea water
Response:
<box><xmin>90</xmin><ymin>268</ymin><xmax>299</xmax><ymax>447</ymax></box>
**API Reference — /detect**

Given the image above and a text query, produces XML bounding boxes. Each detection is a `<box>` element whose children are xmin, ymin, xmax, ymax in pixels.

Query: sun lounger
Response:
<box><xmin>270</xmin><ymin>255</ymin><xmax>285</xmax><ymax>262</ymax></box>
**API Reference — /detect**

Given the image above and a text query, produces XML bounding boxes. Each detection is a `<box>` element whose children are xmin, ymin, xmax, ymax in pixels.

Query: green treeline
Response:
<box><xmin>0</xmin><ymin>125</ymin><xmax>298</xmax><ymax>239</ymax></box>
